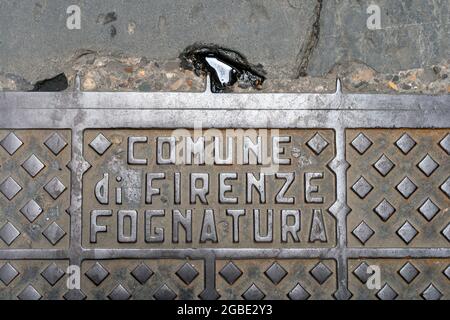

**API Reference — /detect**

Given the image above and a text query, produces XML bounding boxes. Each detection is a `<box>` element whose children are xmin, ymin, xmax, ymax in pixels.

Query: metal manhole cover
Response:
<box><xmin>0</xmin><ymin>84</ymin><xmax>449</xmax><ymax>300</ymax></box>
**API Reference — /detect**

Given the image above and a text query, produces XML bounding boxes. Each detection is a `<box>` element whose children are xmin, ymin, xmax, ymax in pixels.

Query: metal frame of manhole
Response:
<box><xmin>0</xmin><ymin>79</ymin><xmax>449</xmax><ymax>300</ymax></box>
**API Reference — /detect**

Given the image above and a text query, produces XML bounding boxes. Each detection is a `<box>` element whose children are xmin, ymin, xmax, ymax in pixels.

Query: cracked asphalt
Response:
<box><xmin>0</xmin><ymin>0</ymin><xmax>448</xmax><ymax>93</ymax></box>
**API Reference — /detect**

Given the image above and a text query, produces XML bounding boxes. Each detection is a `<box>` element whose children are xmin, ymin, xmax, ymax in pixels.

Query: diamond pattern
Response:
<box><xmin>219</xmin><ymin>262</ymin><xmax>243</xmax><ymax>285</ymax></box>
<box><xmin>421</xmin><ymin>284</ymin><xmax>443</xmax><ymax>300</ymax></box>
<box><xmin>442</xmin><ymin>223</ymin><xmax>450</xmax><ymax>242</ymax></box>
<box><xmin>108</xmin><ymin>284</ymin><xmax>131</xmax><ymax>300</ymax></box>
<box><xmin>440</xmin><ymin>178</ymin><xmax>450</xmax><ymax>198</ymax></box>
<box><xmin>264</xmin><ymin>262</ymin><xmax>288</xmax><ymax>285</ymax></box>
<box><xmin>176</xmin><ymin>263</ymin><xmax>199</xmax><ymax>285</ymax></box>
<box><xmin>44</xmin><ymin>132</ymin><xmax>67</xmax><ymax>155</ymax></box>
<box><xmin>398</xmin><ymin>262</ymin><xmax>420</xmax><ymax>284</ymax></box>
<box><xmin>242</xmin><ymin>283</ymin><xmax>265</xmax><ymax>300</ymax></box>
<box><xmin>21</xmin><ymin>154</ymin><xmax>45</xmax><ymax>177</ymax></box>
<box><xmin>153</xmin><ymin>284</ymin><xmax>177</xmax><ymax>300</ymax></box>
<box><xmin>353</xmin><ymin>262</ymin><xmax>373</xmax><ymax>284</ymax></box>
<box><xmin>396</xmin><ymin>177</ymin><xmax>417</xmax><ymax>199</ymax></box>
<box><xmin>85</xmin><ymin>262</ymin><xmax>109</xmax><ymax>286</ymax></box>
<box><xmin>352</xmin><ymin>221</ymin><xmax>374</xmax><ymax>245</ymax></box>
<box><xmin>417</xmin><ymin>154</ymin><xmax>439</xmax><ymax>177</ymax></box>
<box><xmin>444</xmin><ymin>266</ymin><xmax>450</xmax><ymax>280</ymax></box>
<box><xmin>42</xmin><ymin>222</ymin><xmax>66</xmax><ymax>245</ymax></box>
<box><xmin>395</xmin><ymin>133</ymin><xmax>416</xmax><ymax>154</ymax></box>
<box><xmin>131</xmin><ymin>263</ymin><xmax>153</xmax><ymax>284</ymax></box>
<box><xmin>351</xmin><ymin>133</ymin><xmax>373</xmax><ymax>154</ymax></box>
<box><xmin>0</xmin><ymin>263</ymin><xmax>19</xmax><ymax>286</ymax></box>
<box><xmin>89</xmin><ymin>133</ymin><xmax>112</xmax><ymax>155</ymax></box>
<box><xmin>306</xmin><ymin>133</ymin><xmax>329</xmax><ymax>155</ymax></box>
<box><xmin>0</xmin><ymin>222</ymin><xmax>20</xmax><ymax>245</ymax></box>
<box><xmin>17</xmin><ymin>285</ymin><xmax>42</xmax><ymax>300</ymax></box>
<box><xmin>351</xmin><ymin>176</ymin><xmax>373</xmax><ymax>199</ymax></box>
<box><xmin>0</xmin><ymin>176</ymin><xmax>22</xmax><ymax>200</ymax></box>
<box><xmin>373</xmin><ymin>154</ymin><xmax>395</xmax><ymax>176</ymax></box>
<box><xmin>287</xmin><ymin>283</ymin><xmax>310</xmax><ymax>300</ymax></box>
<box><xmin>63</xmin><ymin>289</ymin><xmax>87</xmax><ymax>300</ymax></box>
<box><xmin>328</xmin><ymin>201</ymin><xmax>351</xmax><ymax>218</ymax></box>
<box><xmin>439</xmin><ymin>134</ymin><xmax>450</xmax><ymax>154</ymax></box>
<box><xmin>418</xmin><ymin>198</ymin><xmax>440</xmax><ymax>221</ymax></box>
<box><xmin>376</xmin><ymin>284</ymin><xmax>398</xmax><ymax>300</ymax></box>
<box><xmin>374</xmin><ymin>199</ymin><xmax>396</xmax><ymax>221</ymax></box>
<box><xmin>41</xmin><ymin>263</ymin><xmax>65</xmax><ymax>286</ymax></box>
<box><xmin>397</xmin><ymin>221</ymin><xmax>418</xmax><ymax>244</ymax></box>
<box><xmin>44</xmin><ymin>177</ymin><xmax>67</xmax><ymax>200</ymax></box>
<box><xmin>20</xmin><ymin>200</ymin><xmax>43</xmax><ymax>222</ymax></box>
<box><xmin>0</xmin><ymin>132</ymin><xmax>23</xmax><ymax>155</ymax></box>
<box><xmin>309</xmin><ymin>262</ymin><xmax>333</xmax><ymax>284</ymax></box>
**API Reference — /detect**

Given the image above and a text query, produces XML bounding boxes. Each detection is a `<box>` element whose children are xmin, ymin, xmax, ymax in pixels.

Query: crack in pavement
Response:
<box><xmin>295</xmin><ymin>0</ymin><xmax>323</xmax><ymax>78</ymax></box>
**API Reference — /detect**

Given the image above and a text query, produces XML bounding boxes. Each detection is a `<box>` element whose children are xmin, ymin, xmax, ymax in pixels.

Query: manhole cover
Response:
<box><xmin>0</xmin><ymin>84</ymin><xmax>449</xmax><ymax>300</ymax></box>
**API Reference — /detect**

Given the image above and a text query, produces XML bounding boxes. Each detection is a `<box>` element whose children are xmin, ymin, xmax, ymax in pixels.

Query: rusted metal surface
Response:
<box><xmin>347</xmin><ymin>129</ymin><xmax>450</xmax><ymax>248</ymax></box>
<box><xmin>81</xmin><ymin>259</ymin><xmax>204</xmax><ymax>300</ymax></box>
<box><xmin>0</xmin><ymin>83</ymin><xmax>449</xmax><ymax>300</ymax></box>
<box><xmin>0</xmin><ymin>260</ymin><xmax>69</xmax><ymax>300</ymax></box>
<box><xmin>216</xmin><ymin>259</ymin><xmax>337</xmax><ymax>300</ymax></box>
<box><xmin>0</xmin><ymin>130</ymin><xmax>71</xmax><ymax>250</ymax></box>
<box><xmin>348</xmin><ymin>259</ymin><xmax>450</xmax><ymax>300</ymax></box>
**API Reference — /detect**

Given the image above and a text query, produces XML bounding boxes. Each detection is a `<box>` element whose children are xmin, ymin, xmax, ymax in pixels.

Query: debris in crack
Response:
<box><xmin>295</xmin><ymin>0</ymin><xmax>323</xmax><ymax>78</ymax></box>
<box><xmin>327</xmin><ymin>59</ymin><xmax>450</xmax><ymax>94</ymax></box>
<box><xmin>179</xmin><ymin>43</ymin><xmax>266</xmax><ymax>92</ymax></box>
<box><xmin>15</xmin><ymin>52</ymin><xmax>444</xmax><ymax>94</ymax></box>
<box><xmin>0</xmin><ymin>72</ymin><xmax>33</xmax><ymax>91</ymax></box>
<box><xmin>31</xmin><ymin>73</ymin><xmax>68</xmax><ymax>92</ymax></box>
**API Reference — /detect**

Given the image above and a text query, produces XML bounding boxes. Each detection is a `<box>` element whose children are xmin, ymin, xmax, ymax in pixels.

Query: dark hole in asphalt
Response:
<box><xmin>179</xmin><ymin>43</ymin><xmax>266</xmax><ymax>93</ymax></box>
<box><xmin>31</xmin><ymin>73</ymin><xmax>68</xmax><ymax>92</ymax></box>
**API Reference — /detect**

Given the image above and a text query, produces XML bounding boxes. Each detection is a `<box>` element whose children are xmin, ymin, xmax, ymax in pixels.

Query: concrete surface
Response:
<box><xmin>0</xmin><ymin>0</ymin><xmax>448</xmax><ymax>92</ymax></box>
